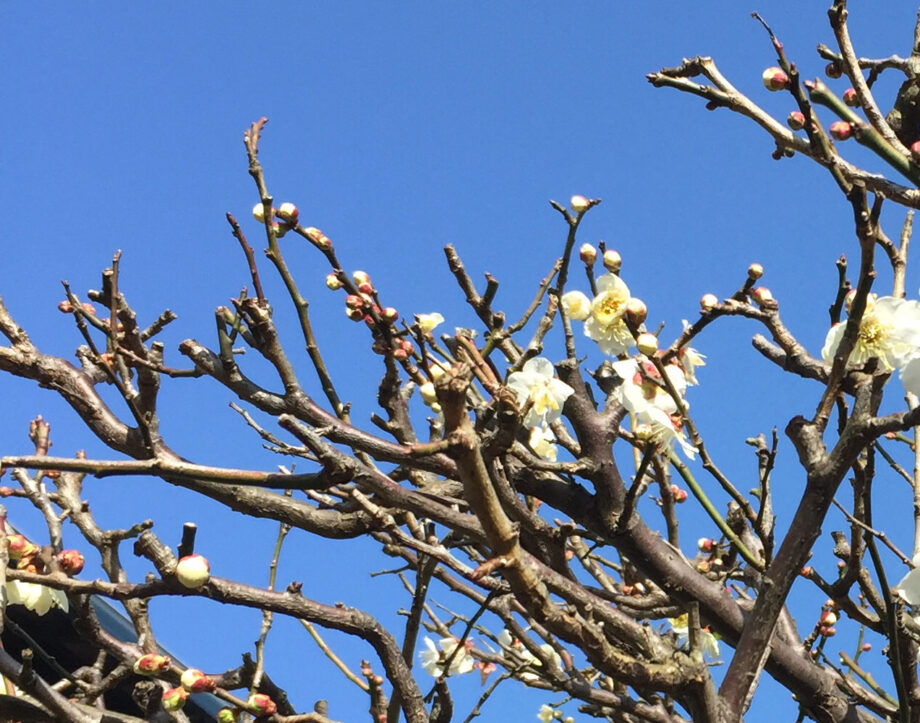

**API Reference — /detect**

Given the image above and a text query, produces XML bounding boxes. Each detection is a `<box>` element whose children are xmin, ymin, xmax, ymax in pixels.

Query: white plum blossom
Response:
<box><xmin>678</xmin><ymin>320</ymin><xmax>706</xmax><ymax>385</ymax></box>
<box><xmin>612</xmin><ymin>359</ymin><xmax>697</xmax><ymax>459</ymax></box>
<box><xmin>895</xmin><ymin>554</ymin><xmax>920</xmax><ymax>606</ymax></box>
<box><xmin>507</xmin><ymin>358</ymin><xmax>574</xmax><ymax>428</ymax></box>
<box><xmin>561</xmin><ymin>290</ymin><xmax>591</xmax><ymax>321</ymax></box>
<box><xmin>419</xmin><ymin>636</ymin><xmax>475</xmax><ymax>678</ymax></box>
<box><xmin>822</xmin><ymin>295</ymin><xmax>920</xmax><ymax>372</ymax></box>
<box><xmin>5</xmin><ymin>580</ymin><xmax>69</xmax><ymax>615</ymax></box>
<box><xmin>497</xmin><ymin>629</ymin><xmax>563</xmax><ymax>681</ymax></box>
<box><xmin>584</xmin><ymin>273</ymin><xmax>633</xmax><ymax>356</ymax></box>
<box><xmin>528</xmin><ymin>424</ymin><xmax>558</xmax><ymax>461</ymax></box>
<box><xmin>537</xmin><ymin>704</ymin><xmax>556</xmax><ymax>722</ymax></box>
<box><xmin>668</xmin><ymin>613</ymin><xmax>720</xmax><ymax>659</ymax></box>
<box><xmin>416</xmin><ymin>312</ymin><xmax>445</xmax><ymax>335</ymax></box>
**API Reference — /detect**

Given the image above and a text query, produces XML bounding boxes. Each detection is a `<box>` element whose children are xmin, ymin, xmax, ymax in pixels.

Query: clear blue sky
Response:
<box><xmin>2</xmin><ymin>3</ymin><xmax>919</xmax><ymax>721</ymax></box>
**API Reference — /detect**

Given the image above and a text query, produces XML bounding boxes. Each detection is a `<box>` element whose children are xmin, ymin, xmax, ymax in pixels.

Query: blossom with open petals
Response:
<box><xmin>529</xmin><ymin>425</ymin><xmax>558</xmax><ymax>461</ymax></box>
<box><xmin>585</xmin><ymin>274</ymin><xmax>633</xmax><ymax>355</ymax></box>
<box><xmin>416</xmin><ymin>313</ymin><xmax>445</xmax><ymax>335</ymax></box>
<box><xmin>612</xmin><ymin>360</ymin><xmax>696</xmax><ymax>459</ymax></box>
<box><xmin>507</xmin><ymin>358</ymin><xmax>574</xmax><ymax>428</ymax></box>
<box><xmin>668</xmin><ymin>613</ymin><xmax>720</xmax><ymax>659</ymax></box>
<box><xmin>822</xmin><ymin>295</ymin><xmax>920</xmax><ymax>371</ymax></box>
<box><xmin>538</xmin><ymin>704</ymin><xmax>556</xmax><ymax>722</ymax></box>
<box><xmin>497</xmin><ymin>630</ymin><xmax>562</xmax><ymax>681</ymax></box>
<box><xmin>5</xmin><ymin>581</ymin><xmax>68</xmax><ymax>615</ymax></box>
<box><xmin>679</xmin><ymin>321</ymin><xmax>706</xmax><ymax>386</ymax></box>
<box><xmin>561</xmin><ymin>290</ymin><xmax>591</xmax><ymax>321</ymax></box>
<box><xmin>895</xmin><ymin>555</ymin><xmax>920</xmax><ymax>606</ymax></box>
<box><xmin>419</xmin><ymin>637</ymin><xmax>475</xmax><ymax>678</ymax></box>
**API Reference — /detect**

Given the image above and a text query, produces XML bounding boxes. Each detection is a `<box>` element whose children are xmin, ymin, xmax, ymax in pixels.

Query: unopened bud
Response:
<box><xmin>217</xmin><ymin>709</ymin><xmax>237</xmax><ymax>723</ymax></box>
<box><xmin>625</xmin><ymin>298</ymin><xmax>648</xmax><ymax>327</ymax></box>
<box><xmin>381</xmin><ymin>307</ymin><xmax>399</xmax><ymax>324</ymax></box>
<box><xmin>860</xmin><ymin>642</ymin><xmax>871</xmax><ymax>652</ymax></box>
<box><xmin>800</xmin><ymin>566</ymin><xmax>814</xmax><ymax>577</ymax></box>
<box><xmin>133</xmin><ymin>653</ymin><xmax>171</xmax><ymax>676</ymax></box>
<box><xmin>751</xmin><ymin>287</ymin><xmax>774</xmax><ymax>306</ymax></box>
<box><xmin>602</xmin><ymin>249</ymin><xmax>622</xmax><ymax>273</ymax></box>
<box><xmin>325</xmin><ymin>273</ymin><xmax>343</xmax><ymax>290</ymax></box>
<box><xmin>579</xmin><ymin>243</ymin><xmax>597</xmax><ymax>265</ymax></box>
<box><xmin>346</xmin><ymin>308</ymin><xmax>365</xmax><ymax>321</ymax></box>
<box><xmin>175</xmin><ymin>554</ymin><xmax>210</xmax><ymax>589</ymax></box>
<box><xmin>345</xmin><ymin>295</ymin><xmax>365</xmax><ymax>310</ymax></box>
<box><xmin>819</xmin><ymin>610</ymin><xmax>838</xmax><ymax>626</ymax></box>
<box><xmin>570</xmin><ymin>195</ymin><xmax>590</xmax><ymax>213</ymax></box>
<box><xmin>304</xmin><ymin>227</ymin><xmax>332</xmax><ymax>250</ymax></box>
<box><xmin>698</xmin><ymin>538</ymin><xmax>715</xmax><ymax>552</ymax></box>
<box><xmin>669</xmin><ymin>484</ymin><xmax>688</xmax><ymax>503</ymax></box>
<box><xmin>911</xmin><ymin>140</ymin><xmax>920</xmax><ymax>164</ymax></box>
<box><xmin>58</xmin><ymin>300</ymin><xmax>74</xmax><ymax>313</ymax></box>
<box><xmin>276</xmin><ymin>202</ymin><xmax>299</xmax><ymax>224</ymax></box>
<box><xmin>825</xmin><ymin>61</ymin><xmax>843</xmax><ymax>79</ymax></box>
<box><xmin>270</xmin><ymin>221</ymin><xmax>288</xmax><ymax>238</ymax></box>
<box><xmin>180</xmin><ymin>668</ymin><xmax>216</xmax><ymax>693</ymax></box>
<box><xmin>636</xmin><ymin>332</ymin><xmax>658</xmax><ymax>356</ymax></box>
<box><xmin>697</xmin><ymin>560</ymin><xmax>711</xmax><ymax>573</ymax></box>
<box><xmin>162</xmin><ymin>687</ymin><xmax>189</xmax><ymax>712</ymax></box>
<box><xmin>700</xmin><ymin>293</ymin><xmax>719</xmax><ymax>312</ymax></box>
<box><xmin>829</xmin><ymin>121</ymin><xmax>853</xmax><ymax>141</ymax></box>
<box><xmin>246</xmin><ymin>694</ymin><xmax>277</xmax><ymax>717</ymax></box>
<box><xmin>842</xmin><ymin>88</ymin><xmax>859</xmax><ymax>107</ymax></box>
<box><xmin>747</xmin><ymin>263</ymin><xmax>763</xmax><ymax>280</ymax></box>
<box><xmin>787</xmin><ymin>111</ymin><xmax>806</xmax><ymax>130</ymax></box>
<box><xmin>353</xmin><ymin>270</ymin><xmax>371</xmax><ymax>286</ymax></box>
<box><xmin>252</xmin><ymin>203</ymin><xmax>271</xmax><ymax>223</ymax></box>
<box><xmin>820</xmin><ymin>625</ymin><xmax>837</xmax><ymax>637</ymax></box>
<box><xmin>762</xmin><ymin>67</ymin><xmax>790</xmax><ymax>91</ymax></box>
<box><xmin>56</xmin><ymin>549</ymin><xmax>85</xmax><ymax>576</ymax></box>
<box><xmin>8</xmin><ymin>535</ymin><xmax>38</xmax><ymax>560</ymax></box>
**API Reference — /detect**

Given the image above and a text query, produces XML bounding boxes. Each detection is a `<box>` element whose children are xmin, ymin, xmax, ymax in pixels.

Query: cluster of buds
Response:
<box><xmin>175</xmin><ymin>554</ymin><xmax>210</xmax><ymax>589</ymax></box>
<box><xmin>252</xmin><ymin>201</ymin><xmax>300</xmax><ymax>237</ymax></box>
<box><xmin>57</xmin><ymin>300</ymin><xmax>97</xmax><ymax>315</ymax></box>
<box><xmin>620</xmin><ymin>581</ymin><xmax>647</xmax><ymax>597</ymax></box>
<box><xmin>372</xmin><ymin>336</ymin><xmax>415</xmax><ymax>361</ymax></box>
<box><xmin>761</xmin><ymin>66</ymin><xmax>790</xmax><ymax>91</ymax></box>
<box><xmin>817</xmin><ymin>601</ymin><xmax>838</xmax><ymax>637</ymax></box>
<box><xmin>133</xmin><ymin>653</ymin><xmax>171</xmax><ymax>676</ymax></box>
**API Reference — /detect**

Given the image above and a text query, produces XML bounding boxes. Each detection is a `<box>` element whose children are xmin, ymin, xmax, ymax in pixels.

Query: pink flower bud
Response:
<box><xmin>751</xmin><ymin>287</ymin><xmax>774</xmax><ymax>306</ymax></box>
<box><xmin>625</xmin><ymin>297</ymin><xmax>648</xmax><ymax>326</ymax></box>
<box><xmin>325</xmin><ymin>273</ymin><xmax>343</xmax><ymax>290</ymax></box>
<box><xmin>698</xmin><ymin>538</ymin><xmax>715</xmax><ymax>552</ymax></box>
<box><xmin>346</xmin><ymin>308</ymin><xmax>365</xmax><ymax>322</ymax></box>
<box><xmin>570</xmin><ymin>195</ymin><xmax>590</xmax><ymax>213</ymax></box>
<box><xmin>747</xmin><ymin>263</ymin><xmax>763</xmax><ymax>280</ymax></box>
<box><xmin>7</xmin><ymin>535</ymin><xmax>38</xmax><ymax>560</ymax></box>
<box><xmin>602</xmin><ymin>249</ymin><xmax>622</xmax><ymax>273</ymax></box>
<box><xmin>819</xmin><ymin>610</ymin><xmax>838</xmax><ymax>626</ymax></box>
<box><xmin>911</xmin><ymin>141</ymin><xmax>920</xmax><ymax>164</ymax></box>
<box><xmin>829</xmin><ymin>121</ymin><xmax>853</xmax><ymax>140</ymax></box>
<box><xmin>636</xmin><ymin>332</ymin><xmax>658</xmax><ymax>356</ymax></box>
<box><xmin>56</xmin><ymin>549</ymin><xmax>85</xmax><ymax>576</ymax></box>
<box><xmin>825</xmin><ymin>61</ymin><xmax>843</xmax><ymax>79</ymax></box>
<box><xmin>800</xmin><ymin>566</ymin><xmax>813</xmax><ymax>577</ymax></box>
<box><xmin>276</xmin><ymin>202</ymin><xmax>299</xmax><ymax>224</ymax></box>
<box><xmin>861</xmin><ymin>642</ymin><xmax>871</xmax><ymax>652</ymax></box>
<box><xmin>842</xmin><ymin>88</ymin><xmax>859</xmax><ymax>107</ymax></box>
<box><xmin>304</xmin><ymin>227</ymin><xmax>332</xmax><ymax>250</ymax></box>
<box><xmin>175</xmin><ymin>554</ymin><xmax>210</xmax><ymax>589</ymax></box>
<box><xmin>381</xmin><ymin>307</ymin><xmax>399</xmax><ymax>324</ymax></box>
<box><xmin>670</xmin><ymin>484</ymin><xmax>688</xmax><ymax>503</ymax></box>
<box><xmin>761</xmin><ymin>67</ymin><xmax>790</xmax><ymax>91</ymax></box>
<box><xmin>58</xmin><ymin>300</ymin><xmax>74</xmax><ymax>313</ymax></box>
<box><xmin>180</xmin><ymin>668</ymin><xmax>216</xmax><ymax>693</ymax></box>
<box><xmin>246</xmin><ymin>694</ymin><xmax>277</xmax><ymax>717</ymax></box>
<box><xmin>345</xmin><ymin>295</ymin><xmax>365</xmax><ymax>310</ymax></box>
<box><xmin>787</xmin><ymin>111</ymin><xmax>806</xmax><ymax>130</ymax></box>
<box><xmin>133</xmin><ymin>653</ymin><xmax>171</xmax><ymax>676</ymax></box>
<box><xmin>0</xmin><ymin>487</ymin><xmax>12</xmax><ymax>497</ymax></box>
<box><xmin>357</xmin><ymin>282</ymin><xmax>375</xmax><ymax>295</ymax></box>
<box><xmin>579</xmin><ymin>243</ymin><xmax>597</xmax><ymax>265</ymax></box>
<box><xmin>162</xmin><ymin>687</ymin><xmax>189</xmax><ymax>712</ymax></box>
<box><xmin>700</xmin><ymin>293</ymin><xmax>719</xmax><ymax>312</ymax></box>
<box><xmin>270</xmin><ymin>221</ymin><xmax>288</xmax><ymax>238</ymax></box>
<box><xmin>353</xmin><ymin>270</ymin><xmax>371</xmax><ymax>286</ymax></box>
<box><xmin>820</xmin><ymin>625</ymin><xmax>836</xmax><ymax>637</ymax></box>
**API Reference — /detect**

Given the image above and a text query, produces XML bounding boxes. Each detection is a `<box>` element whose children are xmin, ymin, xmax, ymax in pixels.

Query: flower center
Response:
<box><xmin>592</xmin><ymin>289</ymin><xmax>628</xmax><ymax>327</ymax></box>
<box><xmin>531</xmin><ymin>384</ymin><xmax>559</xmax><ymax>414</ymax></box>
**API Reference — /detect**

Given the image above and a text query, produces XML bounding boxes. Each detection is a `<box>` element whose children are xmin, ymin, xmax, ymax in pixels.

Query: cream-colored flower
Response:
<box><xmin>419</xmin><ymin>637</ymin><xmax>475</xmax><ymax>678</ymax></box>
<box><xmin>896</xmin><ymin>555</ymin><xmax>920</xmax><ymax>606</ymax></box>
<box><xmin>612</xmin><ymin>360</ymin><xmax>696</xmax><ymax>459</ymax></box>
<box><xmin>416</xmin><ymin>313</ymin><xmax>445</xmax><ymax>335</ymax></box>
<box><xmin>585</xmin><ymin>273</ymin><xmax>633</xmax><ymax>355</ymax></box>
<box><xmin>679</xmin><ymin>320</ymin><xmax>706</xmax><ymax>386</ymax></box>
<box><xmin>497</xmin><ymin>629</ymin><xmax>562</xmax><ymax>681</ymax></box>
<box><xmin>507</xmin><ymin>358</ymin><xmax>574</xmax><ymax>428</ymax></box>
<box><xmin>537</xmin><ymin>704</ymin><xmax>556</xmax><ymax>722</ymax></box>
<box><xmin>5</xmin><ymin>580</ymin><xmax>68</xmax><ymax>615</ymax></box>
<box><xmin>822</xmin><ymin>295</ymin><xmax>920</xmax><ymax>371</ymax></box>
<box><xmin>528</xmin><ymin>425</ymin><xmax>558</xmax><ymax>461</ymax></box>
<box><xmin>561</xmin><ymin>290</ymin><xmax>591</xmax><ymax>321</ymax></box>
<box><xmin>668</xmin><ymin>614</ymin><xmax>720</xmax><ymax>659</ymax></box>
